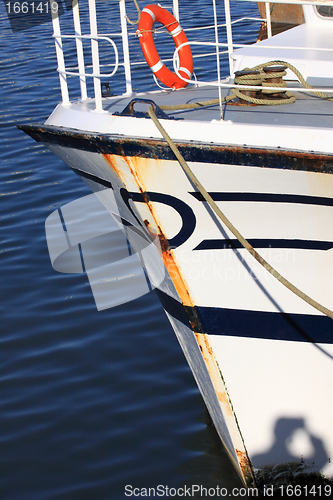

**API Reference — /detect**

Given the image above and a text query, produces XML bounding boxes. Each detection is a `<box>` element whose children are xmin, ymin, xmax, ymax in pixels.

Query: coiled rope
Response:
<box><xmin>231</xmin><ymin>66</ymin><xmax>296</xmax><ymax>105</ymax></box>
<box><xmin>147</xmin><ymin>105</ymin><xmax>333</xmax><ymax>320</ymax></box>
<box><xmin>160</xmin><ymin>60</ymin><xmax>333</xmax><ymax>110</ymax></box>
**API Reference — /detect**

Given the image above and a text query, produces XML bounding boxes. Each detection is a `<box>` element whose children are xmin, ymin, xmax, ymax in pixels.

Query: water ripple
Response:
<box><xmin>0</xmin><ymin>2</ymin><xmax>257</xmax><ymax>498</ymax></box>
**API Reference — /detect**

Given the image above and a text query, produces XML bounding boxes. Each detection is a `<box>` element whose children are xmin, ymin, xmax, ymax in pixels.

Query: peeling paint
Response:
<box><xmin>19</xmin><ymin>123</ymin><xmax>333</xmax><ymax>175</ymax></box>
<box><xmin>101</xmin><ymin>150</ymin><xmax>254</xmax><ymax>485</ymax></box>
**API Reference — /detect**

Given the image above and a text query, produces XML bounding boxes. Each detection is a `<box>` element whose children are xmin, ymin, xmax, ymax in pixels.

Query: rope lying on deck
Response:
<box><xmin>160</xmin><ymin>60</ymin><xmax>333</xmax><ymax>110</ymax></box>
<box><xmin>147</xmin><ymin>105</ymin><xmax>333</xmax><ymax>320</ymax></box>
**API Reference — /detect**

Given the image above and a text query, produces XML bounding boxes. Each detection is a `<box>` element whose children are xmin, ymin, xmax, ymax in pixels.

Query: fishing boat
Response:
<box><xmin>19</xmin><ymin>0</ymin><xmax>333</xmax><ymax>487</ymax></box>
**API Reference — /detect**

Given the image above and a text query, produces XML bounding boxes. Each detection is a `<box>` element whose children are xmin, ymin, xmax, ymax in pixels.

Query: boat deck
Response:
<box><xmin>68</xmin><ymin>82</ymin><xmax>333</xmax><ymax>130</ymax></box>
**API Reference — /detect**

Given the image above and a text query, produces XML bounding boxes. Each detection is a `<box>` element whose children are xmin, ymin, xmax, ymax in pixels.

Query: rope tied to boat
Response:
<box><xmin>147</xmin><ymin>105</ymin><xmax>333</xmax><ymax>320</ymax></box>
<box><xmin>136</xmin><ymin>20</ymin><xmax>179</xmax><ymax>37</ymax></box>
<box><xmin>254</xmin><ymin>60</ymin><xmax>333</xmax><ymax>101</ymax></box>
<box><xmin>261</xmin><ymin>67</ymin><xmax>287</xmax><ymax>93</ymax></box>
<box><xmin>231</xmin><ymin>66</ymin><xmax>296</xmax><ymax>105</ymax></box>
<box><xmin>160</xmin><ymin>60</ymin><xmax>333</xmax><ymax>110</ymax></box>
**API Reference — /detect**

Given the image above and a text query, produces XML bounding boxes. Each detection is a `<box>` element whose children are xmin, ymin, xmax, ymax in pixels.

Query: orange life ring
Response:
<box><xmin>137</xmin><ymin>4</ymin><xmax>193</xmax><ymax>89</ymax></box>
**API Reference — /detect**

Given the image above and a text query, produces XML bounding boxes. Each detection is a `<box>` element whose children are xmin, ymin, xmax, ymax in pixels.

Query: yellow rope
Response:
<box><xmin>161</xmin><ymin>96</ymin><xmax>234</xmax><ymax>110</ymax></box>
<box><xmin>147</xmin><ymin>105</ymin><xmax>333</xmax><ymax>320</ymax></box>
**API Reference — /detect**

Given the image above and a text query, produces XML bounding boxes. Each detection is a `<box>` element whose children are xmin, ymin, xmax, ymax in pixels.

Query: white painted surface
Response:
<box><xmin>46</xmin><ymin>97</ymin><xmax>333</xmax><ymax>154</ymax></box>
<box><xmin>106</xmin><ymin>155</ymin><xmax>333</xmax><ymax>316</ymax></box>
<box><xmin>208</xmin><ymin>334</ymin><xmax>333</xmax><ymax>478</ymax></box>
<box><xmin>45</xmin><ymin>136</ymin><xmax>333</xmax><ymax>481</ymax></box>
<box><xmin>232</xmin><ymin>23</ymin><xmax>333</xmax><ymax>85</ymax></box>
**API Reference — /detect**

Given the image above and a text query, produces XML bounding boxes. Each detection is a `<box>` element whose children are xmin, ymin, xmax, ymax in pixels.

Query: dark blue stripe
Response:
<box><xmin>156</xmin><ymin>289</ymin><xmax>333</xmax><ymax>344</ymax></box>
<box><xmin>196</xmin><ymin>306</ymin><xmax>333</xmax><ymax>344</ymax></box>
<box><xmin>154</xmin><ymin>289</ymin><xmax>193</xmax><ymax>329</ymax></box>
<box><xmin>131</xmin><ymin>191</ymin><xmax>196</xmax><ymax>248</ymax></box>
<box><xmin>190</xmin><ymin>191</ymin><xmax>333</xmax><ymax>207</ymax></box>
<box><xmin>72</xmin><ymin>167</ymin><xmax>113</xmax><ymax>189</ymax></box>
<box><xmin>194</xmin><ymin>239</ymin><xmax>333</xmax><ymax>251</ymax></box>
<box><xmin>78</xmin><ymin>243</ymin><xmax>86</xmax><ymax>273</ymax></box>
<box><xmin>18</xmin><ymin>124</ymin><xmax>333</xmax><ymax>174</ymax></box>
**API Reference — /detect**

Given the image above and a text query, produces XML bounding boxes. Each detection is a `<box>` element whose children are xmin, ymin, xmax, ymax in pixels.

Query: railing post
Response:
<box><xmin>88</xmin><ymin>0</ymin><xmax>103</xmax><ymax>111</ymax></box>
<box><xmin>72</xmin><ymin>0</ymin><xmax>88</xmax><ymax>100</ymax></box>
<box><xmin>213</xmin><ymin>0</ymin><xmax>223</xmax><ymax>119</ymax></box>
<box><xmin>119</xmin><ymin>0</ymin><xmax>132</xmax><ymax>95</ymax></box>
<box><xmin>50</xmin><ymin>0</ymin><xmax>70</xmax><ymax>104</ymax></box>
<box><xmin>265</xmin><ymin>2</ymin><xmax>272</xmax><ymax>38</ymax></box>
<box><xmin>173</xmin><ymin>0</ymin><xmax>179</xmax><ymax>20</ymax></box>
<box><xmin>224</xmin><ymin>0</ymin><xmax>234</xmax><ymax>76</ymax></box>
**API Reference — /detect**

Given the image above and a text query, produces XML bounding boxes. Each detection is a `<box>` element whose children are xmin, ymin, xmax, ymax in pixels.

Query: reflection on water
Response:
<box><xmin>2</xmin><ymin>1</ymin><xmax>333</xmax><ymax>498</ymax></box>
<box><xmin>0</xmin><ymin>4</ymin><xmax>259</xmax><ymax>492</ymax></box>
<box><xmin>177</xmin><ymin>405</ymin><xmax>245</xmax><ymax>493</ymax></box>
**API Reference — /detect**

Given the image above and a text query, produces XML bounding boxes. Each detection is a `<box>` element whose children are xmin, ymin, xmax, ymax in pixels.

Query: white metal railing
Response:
<box><xmin>50</xmin><ymin>0</ymin><xmax>333</xmax><ymax>111</ymax></box>
<box><xmin>53</xmin><ymin>34</ymin><xmax>119</xmax><ymax>76</ymax></box>
<box><xmin>50</xmin><ymin>0</ymin><xmax>132</xmax><ymax>109</ymax></box>
<box><xmin>172</xmin><ymin>40</ymin><xmax>333</xmax><ymax>93</ymax></box>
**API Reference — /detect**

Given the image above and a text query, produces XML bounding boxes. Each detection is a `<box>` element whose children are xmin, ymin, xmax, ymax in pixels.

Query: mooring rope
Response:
<box><xmin>147</xmin><ymin>105</ymin><xmax>333</xmax><ymax>320</ymax></box>
<box><xmin>231</xmin><ymin>66</ymin><xmax>296</xmax><ymax>105</ymax></box>
<box><xmin>253</xmin><ymin>60</ymin><xmax>333</xmax><ymax>101</ymax></box>
<box><xmin>160</xmin><ymin>59</ymin><xmax>333</xmax><ymax>110</ymax></box>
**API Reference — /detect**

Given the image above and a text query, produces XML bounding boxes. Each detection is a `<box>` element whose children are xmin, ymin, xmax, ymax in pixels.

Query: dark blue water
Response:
<box><xmin>0</xmin><ymin>2</ymin><xmax>260</xmax><ymax>498</ymax></box>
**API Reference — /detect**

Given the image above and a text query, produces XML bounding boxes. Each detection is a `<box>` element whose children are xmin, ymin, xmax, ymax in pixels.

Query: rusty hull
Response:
<box><xmin>102</xmin><ymin>152</ymin><xmax>254</xmax><ymax>485</ymax></box>
<box><xmin>19</xmin><ymin>122</ymin><xmax>333</xmax><ymax>483</ymax></box>
<box><xmin>17</xmin><ymin>124</ymin><xmax>333</xmax><ymax>175</ymax></box>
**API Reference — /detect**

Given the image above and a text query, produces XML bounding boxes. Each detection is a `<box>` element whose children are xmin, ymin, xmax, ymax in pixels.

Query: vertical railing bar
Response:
<box><xmin>224</xmin><ymin>0</ymin><xmax>234</xmax><ymax>75</ymax></box>
<box><xmin>119</xmin><ymin>0</ymin><xmax>132</xmax><ymax>95</ymax></box>
<box><xmin>265</xmin><ymin>2</ymin><xmax>272</xmax><ymax>38</ymax></box>
<box><xmin>213</xmin><ymin>0</ymin><xmax>223</xmax><ymax>120</ymax></box>
<box><xmin>173</xmin><ymin>0</ymin><xmax>179</xmax><ymax>21</ymax></box>
<box><xmin>50</xmin><ymin>0</ymin><xmax>70</xmax><ymax>104</ymax></box>
<box><xmin>88</xmin><ymin>0</ymin><xmax>102</xmax><ymax>111</ymax></box>
<box><xmin>72</xmin><ymin>0</ymin><xmax>87</xmax><ymax>100</ymax></box>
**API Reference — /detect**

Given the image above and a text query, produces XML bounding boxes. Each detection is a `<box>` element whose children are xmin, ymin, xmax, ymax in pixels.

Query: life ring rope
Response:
<box><xmin>137</xmin><ymin>4</ymin><xmax>193</xmax><ymax>89</ymax></box>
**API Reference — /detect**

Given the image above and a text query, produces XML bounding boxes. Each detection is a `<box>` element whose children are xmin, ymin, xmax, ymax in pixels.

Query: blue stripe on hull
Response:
<box><xmin>17</xmin><ymin>123</ymin><xmax>333</xmax><ymax>174</ymax></box>
<box><xmin>156</xmin><ymin>289</ymin><xmax>333</xmax><ymax>344</ymax></box>
<box><xmin>197</xmin><ymin>306</ymin><xmax>333</xmax><ymax>344</ymax></box>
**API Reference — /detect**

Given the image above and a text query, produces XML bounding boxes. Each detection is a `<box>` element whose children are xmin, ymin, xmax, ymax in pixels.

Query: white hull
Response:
<box><xmin>18</xmin><ymin>0</ymin><xmax>333</xmax><ymax>485</ymax></box>
<box><xmin>209</xmin><ymin>334</ymin><xmax>333</xmax><ymax>478</ymax></box>
<box><xmin>25</xmin><ymin>140</ymin><xmax>332</xmax><ymax>482</ymax></box>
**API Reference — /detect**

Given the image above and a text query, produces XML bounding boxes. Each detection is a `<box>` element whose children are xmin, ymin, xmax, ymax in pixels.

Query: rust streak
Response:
<box><xmin>216</xmin><ymin>391</ymin><xmax>233</xmax><ymax>417</ymax></box>
<box><xmin>121</xmin><ymin>155</ymin><xmax>195</xmax><ymax>307</ymax></box>
<box><xmin>236</xmin><ymin>449</ymin><xmax>254</xmax><ymax>485</ymax></box>
<box><xmin>102</xmin><ymin>153</ymin><xmax>127</xmax><ymax>187</ymax></box>
<box><xmin>102</xmin><ymin>151</ymin><xmax>252</xmax><ymax>484</ymax></box>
